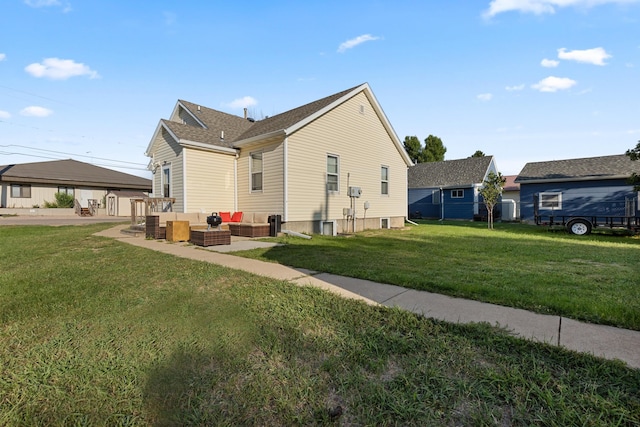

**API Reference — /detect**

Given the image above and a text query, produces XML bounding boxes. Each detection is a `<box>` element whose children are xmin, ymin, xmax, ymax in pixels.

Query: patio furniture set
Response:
<box><xmin>145</xmin><ymin>211</ymin><xmax>275</xmax><ymax>247</ymax></box>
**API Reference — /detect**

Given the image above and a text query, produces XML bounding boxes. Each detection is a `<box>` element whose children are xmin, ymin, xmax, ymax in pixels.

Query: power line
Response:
<box><xmin>0</xmin><ymin>144</ymin><xmax>148</xmax><ymax>166</ymax></box>
<box><xmin>0</xmin><ymin>151</ymin><xmax>150</xmax><ymax>172</ymax></box>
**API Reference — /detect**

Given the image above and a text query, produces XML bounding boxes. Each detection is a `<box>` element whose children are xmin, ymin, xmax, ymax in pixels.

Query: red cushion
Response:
<box><xmin>231</xmin><ymin>211</ymin><xmax>243</xmax><ymax>222</ymax></box>
<box><xmin>219</xmin><ymin>211</ymin><xmax>231</xmax><ymax>222</ymax></box>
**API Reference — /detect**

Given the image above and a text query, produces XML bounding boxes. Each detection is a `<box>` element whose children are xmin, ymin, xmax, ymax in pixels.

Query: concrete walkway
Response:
<box><xmin>95</xmin><ymin>224</ymin><xmax>640</xmax><ymax>370</ymax></box>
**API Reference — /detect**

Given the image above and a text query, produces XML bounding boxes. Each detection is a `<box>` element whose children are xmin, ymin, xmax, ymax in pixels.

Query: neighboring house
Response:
<box><xmin>145</xmin><ymin>83</ymin><xmax>413</xmax><ymax>234</ymax></box>
<box><xmin>516</xmin><ymin>154</ymin><xmax>640</xmax><ymax>222</ymax></box>
<box><xmin>105</xmin><ymin>190</ymin><xmax>149</xmax><ymax>217</ymax></box>
<box><xmin>501</xmin><ymin>175</ymin><xmax>520</xmax><ymax>220</ymax></box>
<box><xmin>0</xmin><ymin>159</ymin><xmax>151</xmax><ymax>213</ymax></box>
<box><xmin>408</xmin><ymin>156</ymin><xmax>498</xmax><ymax>220</ymax></box>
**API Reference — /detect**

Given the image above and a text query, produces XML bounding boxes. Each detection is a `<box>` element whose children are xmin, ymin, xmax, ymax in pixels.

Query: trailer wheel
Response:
<box><xmin>567</xmin><ymin>219</ymin><xmax>592</xmax><ymax>235</ymax></box>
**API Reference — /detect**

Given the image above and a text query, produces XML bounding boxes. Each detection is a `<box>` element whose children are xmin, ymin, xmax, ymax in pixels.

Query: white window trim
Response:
<box><xmin>539</xmin><ymin>192</ymin><xmax>562</xmax><ymax>210</ymax></box>
<box><xmin>250</xmin><ymin>151</ymin><xmax>263</xmax><ymax>193</ymax></box>
<box><xmin>451</xmin><ymin>189</ymin><xmax>464</xmax><ymax>199</ymax></box>
<box><xmin>327</xmin><ymin>154</ymin><xmax>340</xmax><ymax>194</ymax></box>
<box><xmin>380</xmin><ymin>217</ymin><xmax>390</xmax><ymax>229</ymax></box>
<box><xmin>381</xmin><ymin>165</ymin><xmax>389</xmax><ymax>196</ymax></box>
<box><xmin>162</xmin><ymin>165</ymin><xmax>171</xmax><ymax>198</ymax></box>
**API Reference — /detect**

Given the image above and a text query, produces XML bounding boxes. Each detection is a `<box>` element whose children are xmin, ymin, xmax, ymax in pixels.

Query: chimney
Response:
<box><xmin>244</xmin><ymin>108</ymin><xmax>247</xmax><ymax>119</ymax></box>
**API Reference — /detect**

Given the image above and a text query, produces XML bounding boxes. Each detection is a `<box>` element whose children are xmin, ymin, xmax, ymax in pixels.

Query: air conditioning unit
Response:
<box><xmin>348</xmin><ymin>186</ymin><xmax>362</xmax><ymax>198</ymax></box>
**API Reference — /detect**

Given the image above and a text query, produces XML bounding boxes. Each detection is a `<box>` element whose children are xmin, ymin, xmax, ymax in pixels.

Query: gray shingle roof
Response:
<box><xmin>164</xmin><ymin>85</ymin><xmax>364</xmax><ymax>150</ymax></box>
<box><xmin>515</xmin><ymin>154</ymin><xmax>640</xmax><ymax>183</ymax></box>
<box><xmin>408</xmin><ymin>156</ymin><xmax>494</xmax><ymax>188</ymax></box>
<box><xmin>177</xmin><ymin>100</ymin><xmax>253</xmax><ymax>143</ymax></box>
<box><xmin>0</xmin><ymin>159</ymin><xmax>151</xmax><ymax>190</ymax></box>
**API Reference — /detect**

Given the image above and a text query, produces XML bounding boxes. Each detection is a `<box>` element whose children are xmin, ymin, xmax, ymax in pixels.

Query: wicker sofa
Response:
<box><xmin>227</xmin><ymin>212</ymin><xmax>271</xmax><ymax>238</ymax></box>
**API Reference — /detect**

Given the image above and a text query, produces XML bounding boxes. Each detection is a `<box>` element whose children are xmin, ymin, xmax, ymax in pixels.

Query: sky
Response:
<box><xmin>1</xmin><ymin>0</ymin><xmax>639</xmax><ymax>178</ymax></box>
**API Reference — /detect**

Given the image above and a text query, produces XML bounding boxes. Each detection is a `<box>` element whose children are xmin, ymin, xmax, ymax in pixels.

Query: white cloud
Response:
<box><xmin>557</xmin><ymin>47</ymin><xmax>611</xmax><ymax>65</ymax></box>
<box><xmin>505</xmin><ymin>84</ymin><xmax>525</xmax><ymax>91</ymax></box>
<box><xmin>0</xmin><ymin>53</ymin><xmax>6</xmax><ymax>61</ymax></box>
<box><xmin>531</xmin><ymin>76</ymin><xmax>577</xmax><ymax>92</ymax></box>
<box><xmin>20</xmin><ymin>106</ymin><xmax>53</xmax><ymax>117</ymax></box>
<box><xmin>483</xmin><ymin>0</ymin><xmax>639</xmax><ymax>18</ymax></box>
<box><xmin>541</xmin><ymin>58</ymin><xmax>559</xmax><ymax>67</ymax></box>
<box><xmin>337</xmin><ymin>34</ymin><xmax>381</xmax><ymax>53</ymax></box>
<box><xmin>477</xmin><ymin>93</ymin><xmax>493</xmax><ymax>101</ymax></box>
<box><xmin>25</xmin><ymin>58</ymin><xmax>99</xmax><ymax>80</ymax></box>
<box><xmin>24</xmin><ymin>0</ymin><xmax>60</xmax><ymax>6</ymax></box>
<box><xmin>225</xmin><ymin>96</ymin><xmax>258</xmax><ymax>109</ymax></box>
<box><xmin>0</xmin><ymin>110</ymin><xmax>11</xmax><ymax>119</ymax></box>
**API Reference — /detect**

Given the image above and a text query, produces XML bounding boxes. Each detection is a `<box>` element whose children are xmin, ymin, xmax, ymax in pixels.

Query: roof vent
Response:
<box><xmin>197</xmin><ymin>105</ymin><xmax>201</xmax><ymax>112</ymax></box>
<box><xmin>247</xmin><ymin>117</ymin><xmax>255</xmax><ymax>123</ymax></box>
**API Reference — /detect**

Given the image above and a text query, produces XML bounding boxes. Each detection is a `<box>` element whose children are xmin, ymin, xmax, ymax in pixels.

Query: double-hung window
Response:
<box><xmin>539</xmin><ymin>192</ymin><xmax>562</xmax><ymax>210</ymax></box>
<box><xmin>451</xmin><ymin>189</ymin><xmax>464</xmax><ymax>198</ymax></box>
<box><xmin>250</xmin><ymin>152</ymin><xmax>263</xmax><ymax>192</ymax></box>
<box><xmin>327</xmin><ymin>154</ymin><xmax>339</xmax><ymax>192</ymax></box>
<box><xmin>11</xmin><ymin>184</ymin><xmax>31</xmax><ymax>198</ymax></box>
<box><xmin>381</xmin><ymin>166</ymin><xmax>389</xmax><ymax>195</ymax></box>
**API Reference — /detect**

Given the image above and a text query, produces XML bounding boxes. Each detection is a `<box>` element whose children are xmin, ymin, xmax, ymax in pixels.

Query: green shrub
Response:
<box><xmin>43</xmin><ymin>192</ymin><xmax>75</xmax><ymax>208</ymax></box>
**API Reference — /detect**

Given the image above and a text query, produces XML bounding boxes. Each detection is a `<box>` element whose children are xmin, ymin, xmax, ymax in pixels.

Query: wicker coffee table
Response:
<box><xmin>190</xmin><ymin>229</ymin><xmax>231</xmax><ymax>246</ymax></box>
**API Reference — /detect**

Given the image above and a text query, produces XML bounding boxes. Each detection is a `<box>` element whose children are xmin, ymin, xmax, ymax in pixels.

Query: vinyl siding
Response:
<box><xmin>2</xmin><ymin>184</ymin><xmax>105</xmax><ymax>209</ymax></box>
<box><xmin>236</xmin><ymin>138</ymin><xmax>285</xmax><ymax>214</ymax></box>
<box><xmin>184</xmin><ymin>147</ymin><xmax>236</xmax><ymax>213</ymax></box>
<box><xmin>151</xmin><ymin>127</ymin><xmax>185</xmax><ymax>212</ymax></box>
<box><xmin>286</xmin><ymin>92</ymin><xmax>407</xmax><ymax>223</ymax></box>
<box><xmin>519</xmin><ymin>179</ymin><xmax>636</xmax><ymax>221</ymax></box>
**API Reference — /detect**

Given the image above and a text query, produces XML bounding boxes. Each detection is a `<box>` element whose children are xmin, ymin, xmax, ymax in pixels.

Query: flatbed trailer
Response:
<box><xmin>534</xmin><ymin>214</ymin><xmax>640</xmax><ymax>235</ymax></box>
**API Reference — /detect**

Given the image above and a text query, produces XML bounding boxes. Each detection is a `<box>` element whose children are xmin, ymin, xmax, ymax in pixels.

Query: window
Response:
<box><xmin>250</xmin><ymin>152</ymin><xmax>263</xmax><ymax>192</ymax></box>
<box><xmin>432</xmin><ymin>189</ymin><xmax>441</xmax><ymax>205</ymax></box>
<box><xmin>162</xmin><ymin>166</ymin><xmax>171</xmax><ymax>197</ymax></box>
<box><xmin>327</xmin><ymin>155</ymin><xmax>339</xmax><ymax>192</ymax></box>
<box><xmin>539</xmin><ymin>192</ymin><xmax>562</xmax><ymax>210</ymax></box>
<box><xmin>58</xmin><ymin>186</ymin><xmax>74</xmax><ymax>196</ymax></box>
<box><xmin>451</xmin><ymin>189</ymin><xmax>464</xmax><ymax>198</ymax></box>
<box><xmin>380</xmin><ymin>218</ymin><xmax>390</xmax><ymax>229</ymax></box>
<box><xmin>11</xmin><ymin>184</ymin><xmax>31</xmax><ymax>198</ymax></box>
<box><xmin>381</xmin><ymin>166</ymin><xmax>389</xmax><ymax>195</ymax></box>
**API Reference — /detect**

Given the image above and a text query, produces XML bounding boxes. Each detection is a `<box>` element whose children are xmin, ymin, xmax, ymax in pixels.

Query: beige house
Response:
<box><xmin>145</xmin><ymin>83</ymin><xmax>413</xmax><ymax>234</ymax></box>
<box><xmin>0</xmin><ymin>159</ymin><xmax>151</xmax><ymax>214</ymax></box>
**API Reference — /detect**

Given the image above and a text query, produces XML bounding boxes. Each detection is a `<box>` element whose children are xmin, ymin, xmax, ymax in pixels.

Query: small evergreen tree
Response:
<box><xmin>479</xmin><ymin>172</ymin><xmax>505</xmax><ymax>229</ymax></box>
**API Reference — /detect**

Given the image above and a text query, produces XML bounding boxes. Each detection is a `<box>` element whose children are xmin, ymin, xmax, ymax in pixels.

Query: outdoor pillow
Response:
<box><xmin>231</xmin><ymin>211</ymin><xmax>243</xmax><ymax>222</ymax></box>
<box><xmin>219</xmin><ymin>211</ymin><xmax>231</xmax><ymax>222</ymax></box>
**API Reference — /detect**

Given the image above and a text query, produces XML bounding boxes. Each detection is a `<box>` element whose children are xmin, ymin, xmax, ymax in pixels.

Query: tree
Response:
<box><xmin>423</xmin><ymin>135</ymin><xmax>446</xmax><ymax>162</ymax></box>
<box><xmin>478</xmin><ymin>171</ymin><xmax>505</xmax><ymax>230</ymax></box>
<box><xmin>626</xmin><ymin>140</ymin><xmax>640</xmax><ymax>191</ymax></box>
<box><xmin>471</xmin><ymin>150</ymin><xmax>485</xmax><ymax>158</ymax></box>
<box><xmin>403</xmin><ymin>136</ymin><xmax>423</xmax><ymax>164</ymax></box>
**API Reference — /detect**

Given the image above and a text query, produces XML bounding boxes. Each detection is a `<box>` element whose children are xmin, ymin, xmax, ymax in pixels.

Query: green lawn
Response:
<box><xmin>235</xmin><ymin>220</ymin><xmax>640</xmax><ymax>331</ymax></box>
<box><xmin>1</xmin><ymin>224</ymin><xmax>639</xmax><ymax>425</ymax></box>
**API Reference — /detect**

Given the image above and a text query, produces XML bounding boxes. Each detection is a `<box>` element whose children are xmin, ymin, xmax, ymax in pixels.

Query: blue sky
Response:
<box><xmin>1</xmin><ymin>0</ymin><xmax>639</xmax><ymax>178</ymax></box>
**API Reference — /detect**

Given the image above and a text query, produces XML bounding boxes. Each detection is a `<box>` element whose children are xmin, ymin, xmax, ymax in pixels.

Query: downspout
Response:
<box><xmin>283</xmin><ymin>137</ymin><xmax>288</xmax><ymax>222</ymax></box>
<box><xmin>182</xmin><ymin>153</ymin><xmax>187</xmax><ymax>212</ymax></box>
<box><xmin>440</xmin><ymin>187</ymin><xmax>444</xmax><ymax>220</ymax></box>
<box><xmin>234</xmin><ymin>152</ymin><xmax>238</xmax><ymax>212</ymax></box>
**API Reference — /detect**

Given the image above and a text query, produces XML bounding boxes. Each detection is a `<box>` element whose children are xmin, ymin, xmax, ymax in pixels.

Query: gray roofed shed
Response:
<box><xmin>408</xmin><ymin>156</ymin><xmax>495</xmax><ymax>188</ymax></box>
<box><xmin>515</xmin><ymin>154</ymin><xmax>640</xmax><ymax>183</ymax></box>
